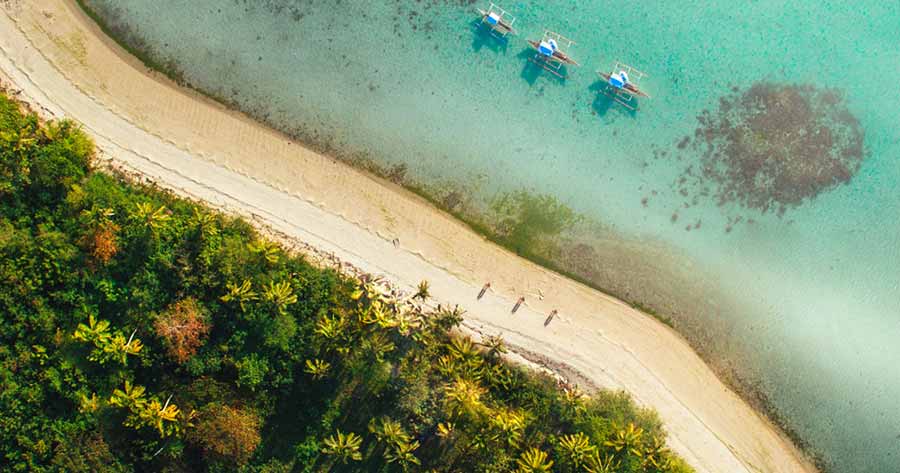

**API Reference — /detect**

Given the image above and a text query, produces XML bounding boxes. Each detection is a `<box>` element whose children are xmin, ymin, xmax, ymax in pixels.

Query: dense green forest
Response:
<box><xmin>0</xmin><ymin>92</ymin><xmax>692</xmax><ymax>472</ymax></box>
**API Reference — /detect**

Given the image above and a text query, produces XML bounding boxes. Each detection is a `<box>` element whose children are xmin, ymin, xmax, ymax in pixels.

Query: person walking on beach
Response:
<box><xmin>478</xmin><ymin>282</ymin><xmax>491</xmax><ymax>300</ymax></box>
<box><xmin>544</xmin><ymin>309</ymin><xmax>558</xmax><ymax>326</ymax></box>
<box><xmin>512</xmin><ymin>296</ymin><xmax>525</xmax><ymax>314</ymax></box>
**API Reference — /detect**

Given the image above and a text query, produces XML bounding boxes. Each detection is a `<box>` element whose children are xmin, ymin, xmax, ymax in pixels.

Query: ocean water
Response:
<box><xmin>81</xmin><ymin>1</ymin><xmax>900</xmax><ymax>471</ymax></box>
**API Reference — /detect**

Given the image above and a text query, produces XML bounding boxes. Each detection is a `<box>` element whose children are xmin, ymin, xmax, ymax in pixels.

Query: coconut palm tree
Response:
<box><xmin>385</xmin><ymin>440</ymin><xmax>421</xmax><ymax>471</ymax></box>
<box><xmin>516</xmin><ymin>447</ymin><xmax>554</xmax><ymax>473</ymax></box>
<box><xmin>488</xmin><ymin>408</ymin><xmax>526</xmax><ymax>448</ymax></box>
<box><xmin>604</xmin><ymin>422</ymin><xmax>645</xmax><ymax>459</ymax></box>
<box><xmin>436</xmin><ymin>422</ymin><xmax>455</xmax><ymax>440</ymax></box>
<box><xmin>262</xmin><ymin>280</ymin><xmax>297</xmax><ymax>314</ymax></box>
<box><xmin>362</xmin><ymin>331</ymin><xmax>395</xmax><ymax>362</ymax></box>
<box><xmin>73</xmin><ymin>314</ymin><xmax>111</xmax><ymax>345</ymax></box>
<box><xmin>321</xmin><ymin>430</ymin><xmax>363</xmax><ymax>464</ymax></box>
<box><xmin>369</xmin><ymin>416</ymin><xmax>410</xmax><ymax>446</ymax></box>
<box><xmin>413</xmin><ymin>280</ymin><xmax>430</xmax><ymax>301</ymax></box>
<box><xmin>221</xmin><ymin>279</ymin><xmax>257</xmax><ymax>311</ymax></box>
<box><xmin>191</xmin><ymin>207</ymin><xmax>219</xmax><ymax>238</ymax></box>
<box><xmin>303</xmin><ymin>359</ymin><xmax>331</xmax><ymax>380</ymax></box>
<box><xmin>557</xmin><ymin>432</ymin><xmax>596</xmax><ymax>469</ymax></box>
<box><xmin>443</xmin><ymin>377</ymin><xmax>486</xmax><ymax>419</ymax></box>
<box><xmin>584</xmin><ymin>450</ymin><xmax>621</xmax><ymax>473</ymax></box>
<box><xmin>642</xmin><ymin>435</ymin><xmax>672</xmax><ymax>471</ymax></box>
<box><xmin>314</xmin><ymin>314</ymin><xmax>346</xmax><ymax>343</ymax></box>
<box><xmin>247</xmin><ymin>239</ymin><xmax>280</xmax><ymax>264</ymax></box>
<box><xmin>139</xmin><ymin>395</ymin><xmax>181</xmax><ymax>437</ymax></box>
<box><xmin>132</xmin><ymin>202</ymin><xmax>171</xmax><ymax>232</ymax></box>
<box><xmin>481</xmin><ymin>334</ymin><xmax>507</xmax><ymax>358</ymax></box>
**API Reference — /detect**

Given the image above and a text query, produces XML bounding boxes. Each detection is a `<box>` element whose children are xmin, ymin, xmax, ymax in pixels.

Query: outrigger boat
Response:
<box><xmin>477</xmin><ymin>2</ymin><xmax>517</xmax><ymax>37</ymax></box>
<box><xmin>597</xmin><ymin>61</ymin><xmax>650</xmax><ymax>110</ymax></box>
<box><xmin>527</xmin><ymin>30</ymin><xmax>579</xmax><ymax>77</ymax></box>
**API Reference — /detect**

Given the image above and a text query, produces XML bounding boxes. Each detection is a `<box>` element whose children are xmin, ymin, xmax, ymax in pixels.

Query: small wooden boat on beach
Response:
<box><xmin>597</xmin><ymin>61</ymin><xmax>650</xmax><ymax>110</ymax></box>
<box><xmin>477</xmin><ymin>3</ymin><xmax>518</xmax><ymax>37</ymax></box>
<box><xmin>527</xmin><ymin>31</ymin><xmax>579</xmax><ymax>77</ymax></box>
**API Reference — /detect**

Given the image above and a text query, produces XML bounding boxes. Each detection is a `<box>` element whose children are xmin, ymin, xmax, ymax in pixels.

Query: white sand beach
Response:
<box><xmin>0</xmin><ymin>1</ymin><xmax>817</xmax><ymax>472</ymax></box>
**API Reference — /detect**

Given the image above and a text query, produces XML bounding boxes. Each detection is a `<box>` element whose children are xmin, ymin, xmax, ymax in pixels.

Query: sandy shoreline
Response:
<box><xmin>0</xmin><ymin>1</ymin><xmax>817</xmax><ymax>472</ymax></box>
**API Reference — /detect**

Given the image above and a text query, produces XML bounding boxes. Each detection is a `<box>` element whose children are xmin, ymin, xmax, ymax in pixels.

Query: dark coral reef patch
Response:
<box><xmin>677</xmin><ymin>82</ymin><xmax>865</xmax><ymax>215</ymax></box>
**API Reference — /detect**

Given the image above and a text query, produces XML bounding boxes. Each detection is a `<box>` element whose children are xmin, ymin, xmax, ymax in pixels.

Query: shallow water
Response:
<box><xmin>82</xmin><ymin>1</ymin><xmax>900</xmax><ymax>470</ymax></box>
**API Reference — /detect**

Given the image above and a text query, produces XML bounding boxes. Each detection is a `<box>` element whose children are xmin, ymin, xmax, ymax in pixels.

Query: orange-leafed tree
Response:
<box><xmin>189</xmin><ymin>404</ymin><xmax>261</xmax><ymax>466</ymax></box>
<box><xmin>80</xmin><ymin>206</ymin><xmax>120</xmax><ymax>264</ymax></box>
<box><xmin>90</xmin><ymin>222</ymin><xmax>120</xmax><ymax>264</ymax></box>
<box><xmin>154</xmin><ymin>297</ymin><xmax>211</xmax><ymax>363</ymax></box>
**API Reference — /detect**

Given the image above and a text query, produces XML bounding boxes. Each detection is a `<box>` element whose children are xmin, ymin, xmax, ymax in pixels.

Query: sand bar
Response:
<box><xmin>0</xmin><ymin>1</ymin><xmax>816</xmax><ymax>472</ymax></box>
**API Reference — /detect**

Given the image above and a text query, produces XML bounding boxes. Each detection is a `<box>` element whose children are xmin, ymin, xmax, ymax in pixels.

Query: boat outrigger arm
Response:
<box><xmin>477</xmin><ymin>3</ymin><xmax>517</xmax><ymax>37</ymax></box>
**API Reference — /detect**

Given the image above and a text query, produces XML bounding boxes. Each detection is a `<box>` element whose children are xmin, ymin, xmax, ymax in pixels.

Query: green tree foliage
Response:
<box><xmin>0</xmin><ymin>91</ymin><xmax>692</xmax><ymax>472</ymax></box>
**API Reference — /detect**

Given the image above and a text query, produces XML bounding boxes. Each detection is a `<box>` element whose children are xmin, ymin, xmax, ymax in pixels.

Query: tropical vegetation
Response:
<box><xmin>0</xmin><ymin>91</ymin><xmax>692</xmax><ymax>472</ymax></box>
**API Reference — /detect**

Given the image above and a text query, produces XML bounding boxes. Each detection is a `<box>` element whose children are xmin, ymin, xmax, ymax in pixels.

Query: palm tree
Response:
<box><xmin>321</xmin><ymin>430</ymin><xmax>363</xmax><ymax>464</ymax></box>
<box><xmin>314</xmin><ymin>314</ymin><xmax>345</xmax><ymax>342</ymax></box>
<box><xmin>73</xmin><ymin>314</ymin><xmax>111</xmax><ymax>345</ymax></box>
<box><xmin>448</xmin><ymin>337</ymin><xmax>480</xmax><ymax>361</ymax></box>
<box><xmin>78</xmin><ymin>392</ymin><xmax>101</xmax><ymax>413</ymax></box>
<box><xmin>359</xmin><ymin>300</ymin><xmax>396</xmax><ymax>328</ymax></box>
<box><xmin>443</xmin><ymin>377</ymin><xmax>486</xmax><ymax>419</ymax></box>
<box><xmin>642</xmin><ymin>435</ymin><xmax>672</xmax><ymax>471</ymax></box>
<box><xmin>303</xmin><ymin>359</ymin><xmax>331</xmax><ymax>380</ymax></box>
<box><xmin>584</xmin><ymin>450</ymin><xmax>620</xmax><ymax>473</ymax></box>
<box><xmin>109</xmin><ymin>380</ymin><xmax>147</xmax><ymax>410</ymax></box>
<box><xmin>362</xmin><ymin>332</ymin><xmax>396</xmax><ymax>362</ymax></box>
<box><xmin>132</xmin><ymin>202</ymin><xmax>171</xmax><ymax>232</ymax></box>
<box><xmin>262</xmin><ymin>280</ymin><xmax>297</xmax><ymax>314</ymax></box>
<box><xmin>191</xmin><ymin>207</ymin><xmax>219</xmax><ymax>238</ymax></box>
<box><xmin>80</xmin><ymin>206</ymin><xmax>115</xmax><ymax>228</ymax></box>
<box><xmin>488</xmin><ymin>408</ymin><xmax>526</xmax><ymax>447</ymax></box>
<box><xmin>221</xmin><ymin>279</ymin><xmax>257</xmax><ymax>311</ymax></box>
<box><xmin>431</xmin><ymin>304</ymin><xmax>464</xmax><ymax>332</ymax></box>
<box><xmin>516</xmin><ymin>447</ymin><xmax>554</xmax><ymax>473</ymax></box>
<box><xmin>368</xmin><ymin>416</ymin><xmax>410</xmax><ymax>446</ymax></box>
<box><xmin>139</xmin><ymin>395</ymin><xmax>181</xmax><ymax>437</ymax></box>
<box><xmin>481</xmin><ymin>335</ymin><xmax>507</xmax><ymax>358</ymax></box>
<box><xmin>413</xmin><ymin>280</ymin><xmax>430</xmax><ymax>301</ymax></box>
<box><xmin>604</xmin><ymin>422</ymin><xmax>645</xmax><ymax>459</ymax></box>
<box><xmin>385</xmin><ymin>440</ymin><xmax>421</xmax><ymax>471</ymax></box>
<box><xmin>105</xmin><ymin>329</ymin><xmax>143</xmax><ymax>365</ymax></box>
<box><xmin>436</xmin><ymin>422</ymin><xmax>455</xmax><ymax>440</ymax></box>
<box><xmin>247</xmin><ymin>239</ymin><xmax>280</xmax><ymax>264</ymax></box>
<box><xmin>557</xmin><ymin>432</ymin><xmax>596</xmax><ymax>469</ymax></box>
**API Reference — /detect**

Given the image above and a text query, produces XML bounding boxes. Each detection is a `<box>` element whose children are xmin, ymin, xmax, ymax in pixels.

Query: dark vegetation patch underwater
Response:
<box><xmin>0</xmin><ymin>91</ymin><xmax>695</xmax><ymax>471</ymax></box>
<box><xmin>673</xmin><ymin>82</ymin><xmax>865</xmax><ymax>217</ymax></box>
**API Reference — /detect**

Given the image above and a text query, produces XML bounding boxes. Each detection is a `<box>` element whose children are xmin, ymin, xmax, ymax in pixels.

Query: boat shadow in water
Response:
<box><xmin>517</xmin><ymin>49</ymin><xmax>567</xmax><ymax>87</ymax></box>
<box><xmin>469</xmin><ymin>20</ymin><xmax>511</xmax><ymax>54</ymax></box>
<box><xmin>588</xmin><ymin>81</ymin><xmax>638</xmax><ymax>119</ymax></box>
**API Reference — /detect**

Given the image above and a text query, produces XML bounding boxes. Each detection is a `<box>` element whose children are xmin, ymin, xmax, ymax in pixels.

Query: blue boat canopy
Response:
<box><xmin>487</xmin><ymin>12</ymin><xmax>500</xmax><ymax>25</ymax></box>
<box><xmin>609</xmin><ymin>70</ymin><xmax>629</xmax><ymax>88</ymax></box>
<box><xmin>538</xmin><ymin>38</ymin><xmax>558</xmax><ymax>56</ymax></box>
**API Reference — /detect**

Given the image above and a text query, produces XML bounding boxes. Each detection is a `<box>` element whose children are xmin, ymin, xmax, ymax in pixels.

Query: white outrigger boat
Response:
<box><xmin>597</xmin><ymin>61</ymin><xmax>650</xmax><ymax>110</ymax></box>
<box><xmin>527</xmin><ymin>30</ymin><xmax>579</xmax><ymax>77</ymax></box>
<box><xmin>476</xmin><ymin>3</ymin><xmax>518</xmax><ymax>37</ymax></box>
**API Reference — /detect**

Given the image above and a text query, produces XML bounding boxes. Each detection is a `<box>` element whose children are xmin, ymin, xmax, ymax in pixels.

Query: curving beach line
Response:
<box><xmin>0</xmin><ymin>1</ymin><xmax>817</xmax><ymax>472</ymax></box>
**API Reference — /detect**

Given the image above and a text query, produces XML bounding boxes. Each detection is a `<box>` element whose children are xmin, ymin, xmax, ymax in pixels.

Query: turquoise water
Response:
<box><xmin>82</xmin><ymin>1</ymin><xmax>900</xmax><ymax>471</ymax></box>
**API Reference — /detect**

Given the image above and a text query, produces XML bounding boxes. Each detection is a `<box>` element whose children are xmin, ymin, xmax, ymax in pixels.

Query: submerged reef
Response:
<box><xmin>677</xmin><ymin>82</ymin><xmax>865</xmax><ymax>216</ymax></box>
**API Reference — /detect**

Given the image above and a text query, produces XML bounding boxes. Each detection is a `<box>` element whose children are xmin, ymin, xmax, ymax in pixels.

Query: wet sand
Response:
<box><xmin>0</xmin><ymin>1</ymin><xmax>817</xmax><ymax>472</ymax></box>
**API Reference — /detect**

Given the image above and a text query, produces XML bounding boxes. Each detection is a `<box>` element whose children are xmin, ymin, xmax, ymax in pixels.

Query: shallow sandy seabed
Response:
<box><xmin>0</xmin><ymin>1</ymin><xmax>817</xmax><ymax>472</ymax></box>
